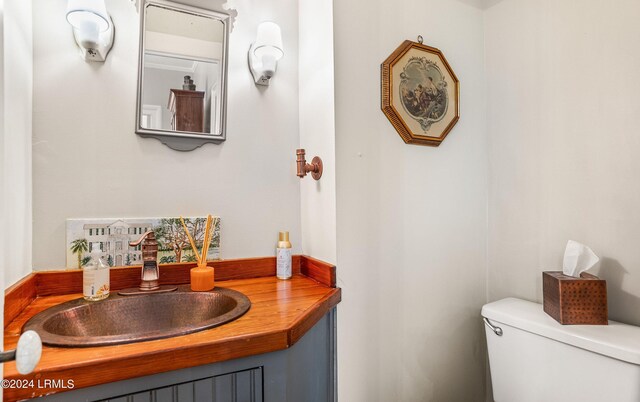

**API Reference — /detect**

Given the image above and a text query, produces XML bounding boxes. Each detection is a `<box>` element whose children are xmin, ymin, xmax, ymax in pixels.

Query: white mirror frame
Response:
<box><xmin>135</xmin><ymin>0</ymin><xmax>230</xmax><ymax>151</ymax></box>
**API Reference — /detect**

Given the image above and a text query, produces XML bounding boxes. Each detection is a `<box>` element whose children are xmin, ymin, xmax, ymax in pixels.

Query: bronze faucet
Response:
<box><xmin>129</xmin><ymin>231</ymin><xmax>160</xmax><ymax>291</ymax></box>
<box><xmin>117</xmin><ymin>231</ymin><xmax>177</xmax><ymax>296</ymax></box>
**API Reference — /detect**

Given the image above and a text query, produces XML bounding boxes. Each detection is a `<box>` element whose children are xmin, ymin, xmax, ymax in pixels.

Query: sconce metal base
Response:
<box><xmin>248</xmin><ymin>44</ymin><xmax>273</xmax><ymax>86</ymax></box>
<box><xmin>253</xmin><ymin>74</ymin><xmax>271</xmax><ymax>86</ymax></box>
<box><xmin>72</xmin><ymin>19</ymin><xmax>114</xmax><ymax>62</ymax></box>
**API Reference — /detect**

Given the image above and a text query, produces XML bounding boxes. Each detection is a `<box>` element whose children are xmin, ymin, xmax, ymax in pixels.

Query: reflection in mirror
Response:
<box><xmin>136</xmin><ymin>0</ymin><xmax>229</xmax><ymax>151</ymax></box>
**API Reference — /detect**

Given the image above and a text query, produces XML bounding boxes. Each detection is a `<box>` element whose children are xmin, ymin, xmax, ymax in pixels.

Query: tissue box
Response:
<box><xmin>542</xmin><ymin>271</ymin><xmax>608</xmax><ymax>325</ymax></box>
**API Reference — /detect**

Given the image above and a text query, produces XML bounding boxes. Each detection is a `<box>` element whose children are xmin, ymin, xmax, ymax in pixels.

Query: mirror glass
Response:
<box><xmin>136</xmin><ymin>1</ymin><xmax>229</xmax><ymax>149</ymax></box>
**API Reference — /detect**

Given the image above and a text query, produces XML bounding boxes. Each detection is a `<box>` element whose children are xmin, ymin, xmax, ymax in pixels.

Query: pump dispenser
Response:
<box><xmin>83</xmin><ymin>242</ymin><xmax>110</xmax><ymax>301</ymax></box>
<box><xmin>276</xmin><ymin>231</ymin><xmax>292</xmax><ymax>280</ymax></box>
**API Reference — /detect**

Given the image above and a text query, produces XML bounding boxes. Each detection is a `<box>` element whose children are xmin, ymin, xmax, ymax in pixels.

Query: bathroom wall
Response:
<box><xmin>2</xmin><ymin>0</ymin><xmax>33</xmax><ymax>287</ymax></box>
<box><xmin>31</xmin><ymin>0</ymin><xmax>302</xmax><ymax>270</ymax></box>
<box><xmin>485</xmin><ymin>0</ymin><xmax>640</xmax><ymax>326</ymax></box>
<box><xmin>1</xmin><ymin>0</ymin><xmax>32</xmax><ymax>382</ymax></box>
<box><xmin>298</xmin><ymin>0</ymin><xmax>336</xmax><ymax>264</ymax></box>
<box><xmin>334</xmin><ymin>0</ymin><xmax>488</xmax><ymax>400</ymax></box>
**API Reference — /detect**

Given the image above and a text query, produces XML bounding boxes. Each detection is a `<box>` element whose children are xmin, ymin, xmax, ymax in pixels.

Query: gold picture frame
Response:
<box><xmin>381</xmin><ymin>39</ymin><xmax>460</xmax><ymax>146</ymax></box>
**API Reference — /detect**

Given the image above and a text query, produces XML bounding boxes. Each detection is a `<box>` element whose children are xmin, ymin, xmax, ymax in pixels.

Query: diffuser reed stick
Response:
<box><xmin>202</xmin><ymin>215</ymin><xmax>214</xmax><ymax>264</ymax></box>
<box><xmin>181</xmin><ymin>215</ymin><xmax>217</xmax><ymax>265</ymax></box>
<box><xmin>180</xmin><ymin>216</ymin><xmax>201</xmax><ymax>262</ymax></box>
<box><xmin>200</xmin><ymin>215</ymin><xmax>211</xmax><ymax>264</ymax></box>
<box><xmin>207</xmin><ymin>216</ymin><xmax>220</xmax><ymax>255</ymax></box>
<box><xmin>182</xmin><ymin>215</ymin><xmax>216</xmax><ymax>291</ymax></box>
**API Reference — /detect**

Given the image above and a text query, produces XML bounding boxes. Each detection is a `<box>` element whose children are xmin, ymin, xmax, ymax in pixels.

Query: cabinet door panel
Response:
<box><xmin>235</xmin><ymin>369</ymin><xmax>259</xmax><ymax>402</ymax></box>
<box><xmin>152</xmin><ymin>386</ymin><xmax>176</xmax><ymax>402</ymax></box>
<box><xmin>175</xmin><ymin>382</ymin><xmax>195</xmax><ymax>402</ymax></box>
<box><xmin>194</xmin><ymin>377</ymin><xmax>214</xmax><ymax>400</ymax></box>
<box><xmin>213</xmin><ymin>373</ymin><xmax>232</xmax><ymax>400</ymax></box>
<box><xmin>100</xmin><ymin>367</ymin><xmax>262</xmax><ymax>402</ymax></box>
<box><xmin>132</xmin><ymin>394</ymin><xmax>152</xmax><ymax>402</ymax></box>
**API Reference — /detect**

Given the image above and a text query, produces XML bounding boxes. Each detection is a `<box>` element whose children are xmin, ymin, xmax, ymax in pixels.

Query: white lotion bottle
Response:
<box><xmin>277</xmin><ymin>231</ymin><xmax>292</xmax><ymax>280</ymax></box>
<box><xmin>83</xmin><ymin>242</ymin><xmax>110</xmax><ymax>301</ymax></box>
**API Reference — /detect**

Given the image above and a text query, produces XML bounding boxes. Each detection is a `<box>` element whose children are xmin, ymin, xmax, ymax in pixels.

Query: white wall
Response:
<box><xmin>334</xmin><ymin>0</ymin><xmax>488</xmax><ymax>400</ymax></box>
<box><xmin>32</xmin><ymin>0</ymin><xmax>301</xmax><ymax>270</ymax></box>
<box><xmin>0</xmin><ymin>10</ymin><xmax>4</xmax><ymax>368</ymax></box>
<box><xmin>1</xmin><ymin>0</ymin><xmax>32</xmax><ymax>386</ymax></box>
<box><xmin>298</xmin><ymin>0</ymin><xmax>336</xmax><ymax>264</ymax></box>
<box><xmin>2</xmin><ymin>0</ymin><xmax>32</xmax><ymax>287</ymax></box>
<box><xmin>485</xmin><ymin>0</ymin><xmax>640</xmax><ymax>326</ymax></box>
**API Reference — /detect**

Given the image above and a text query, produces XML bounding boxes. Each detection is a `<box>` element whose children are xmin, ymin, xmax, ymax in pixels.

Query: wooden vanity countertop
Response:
<box><xmin>2</xmin><ymin>256</ymin><xmax>340</xmax><ymax>401</ymax></box>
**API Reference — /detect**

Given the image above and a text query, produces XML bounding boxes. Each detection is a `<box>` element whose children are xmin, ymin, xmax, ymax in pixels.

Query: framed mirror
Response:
<box><xmin>136</xmin><ymin>0</ymin><xmax>230</xmax><ymax>151</ymax></box>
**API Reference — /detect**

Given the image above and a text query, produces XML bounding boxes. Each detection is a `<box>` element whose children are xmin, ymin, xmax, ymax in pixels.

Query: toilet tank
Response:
<box><xmin>482</xmin><ymin>298</ymin><xmax>640</xmax><ymax>402</ymax></box>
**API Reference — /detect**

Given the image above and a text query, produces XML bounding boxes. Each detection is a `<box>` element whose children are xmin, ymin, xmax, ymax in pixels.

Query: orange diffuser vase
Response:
<box><xmin>190</xmin><ymin>265</ymin><xmax>214</xmax><ymax>291</ymax></box>
<box><xmin>180</xmin><ymin>215</ymin><xmax>217</xmax><ymax>292</ymax></box>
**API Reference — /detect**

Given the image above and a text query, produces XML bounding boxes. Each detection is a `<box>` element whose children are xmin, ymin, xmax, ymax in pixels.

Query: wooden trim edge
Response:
<box><xmin>3</xmin><ymin>331</ymin><xmax>288</xmax><ymax>402</ymax></box>
<box><xmin>5</xmin><ymin>255</ymin><xmax>334</xmax><ymax>327</ymax></box>
<box><xmin>300</xmin><ymin>255</ymin><xmax>336</xmax><ymax>287</ymax></box>
<box><xmin>3</xmin><ymin>287</ymin><xmax>342</xmax><ymax>401</ymax></box>
<box><xmin>4</xmin><ymin>274</ymin><xmax>37</xmax><ymax>327</ymax></box>
<box><xmin>32</xmin><ymin>256</ymin><xmax>284</xmax><ymax>297</ymax></box>
<box><xmin>288</xmin><ymin>288</ymin><xmax>341</xmax><ymax>345</ymax></box>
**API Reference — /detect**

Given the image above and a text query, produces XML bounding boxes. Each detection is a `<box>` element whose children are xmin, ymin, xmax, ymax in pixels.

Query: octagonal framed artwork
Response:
<box><xmin>381</xmin><ymin>39</ymin><xmax>460</xmax><ymax>147</ymax></box>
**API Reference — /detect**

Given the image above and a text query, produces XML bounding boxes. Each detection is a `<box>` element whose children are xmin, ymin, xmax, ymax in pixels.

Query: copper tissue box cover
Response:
<box><xmin>542</xmin><ymin>271</ymin><xmax>608</xmax><ymax>325</ymax></box>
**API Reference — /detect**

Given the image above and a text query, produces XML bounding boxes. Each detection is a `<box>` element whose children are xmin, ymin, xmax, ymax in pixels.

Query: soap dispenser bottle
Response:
<box><xmin>83</xmin><ymin>242</ymin><xmax>110</xmax><ymax>301</ymax></box>
<box><xmin>276</xmin><ymin>231</ymin><xmax>292</xmax><ymax>280</ymax></box>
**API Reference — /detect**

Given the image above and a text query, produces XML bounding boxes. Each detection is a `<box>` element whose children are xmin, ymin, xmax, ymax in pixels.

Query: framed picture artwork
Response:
<box><xmin>381</xmin><ymin>37</ymin><xmax>460</xmax><ymax>146</ymax></box>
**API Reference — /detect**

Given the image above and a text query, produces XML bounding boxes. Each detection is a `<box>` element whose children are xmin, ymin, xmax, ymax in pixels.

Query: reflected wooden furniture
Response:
<box><xmin>168</xmin><ymin>89</ymin><xmax>205</xmax><ymax>132</ymax></box>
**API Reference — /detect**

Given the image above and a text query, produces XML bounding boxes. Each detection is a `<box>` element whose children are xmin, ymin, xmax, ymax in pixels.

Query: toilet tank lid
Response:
<box><xmin>482</xmin><ymin>298</ymin><xmax>640</xmax><ymax>365</ymax></box>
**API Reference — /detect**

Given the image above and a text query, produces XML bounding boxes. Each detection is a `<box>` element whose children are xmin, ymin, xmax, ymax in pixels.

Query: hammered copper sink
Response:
<box><xmin>22</xmin><ymin>286</ymin><xmax>251</xmax><ymax>347</ymax></box>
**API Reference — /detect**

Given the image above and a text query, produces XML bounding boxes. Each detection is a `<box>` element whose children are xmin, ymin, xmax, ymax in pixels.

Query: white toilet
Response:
<box><xmin>482</xmin><ymin>298</ymin><xmax>640</xmax><ymax>402</ymax></box>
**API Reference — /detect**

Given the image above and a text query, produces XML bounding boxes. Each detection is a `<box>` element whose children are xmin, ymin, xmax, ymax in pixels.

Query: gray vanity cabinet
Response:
<box><xmin>34</xmin><ymin>309</ymin><xmax>336</xmax><ymax>402</ymax></box>
<box><xmin>103</xmin><ymin>367</ymin><xmax>263</xmax><ymax>402</ymax></box>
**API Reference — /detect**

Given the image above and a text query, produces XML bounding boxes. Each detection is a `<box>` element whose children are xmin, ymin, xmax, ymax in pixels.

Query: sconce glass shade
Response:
<box><xmin>249</xmin><ymin>21</ymin><xmax>283</xmax><ymax>86</ymax></box>
<box><xmin>66</xmin><ymin>0</ymin><xmax>114</xmax><ymax>62</ymax></box>
<box><xmin>66</xmin><ymin>0</ymin><xmax>110</xmax><ymax>33</ymax></box>
<box><xmin>253</xmin><ymin>22</ymin><xmax>284</xmax><ymax>61</ymax></box>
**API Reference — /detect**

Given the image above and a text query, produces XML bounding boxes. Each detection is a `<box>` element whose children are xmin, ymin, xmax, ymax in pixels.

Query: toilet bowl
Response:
<box><xmin>482</xmin><ymin>298</ymin><xmax>640</xmax><ymax>402</ymax></box>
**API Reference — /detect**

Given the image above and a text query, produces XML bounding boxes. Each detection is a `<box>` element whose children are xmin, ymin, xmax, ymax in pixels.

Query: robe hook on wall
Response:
<box><xmin>296</xmin><ymin>149</ymin><xmax>323</xmax><ymax>180</ymax></box>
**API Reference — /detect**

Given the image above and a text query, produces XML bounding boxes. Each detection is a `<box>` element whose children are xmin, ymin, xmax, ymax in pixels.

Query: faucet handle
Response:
<box><xmin>130</xmin><ymin>230</ymin><xmax>158</xmax><ymax>264</ymax></box>
<box><xmin>129</xmin><ymin>230</ymin><xmax>155</xmax><ymax>247</ymax></box>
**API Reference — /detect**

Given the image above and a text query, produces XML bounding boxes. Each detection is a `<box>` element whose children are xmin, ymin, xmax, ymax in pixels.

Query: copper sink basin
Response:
<box><xmin>22</xmin><ymin>286</ymin><xmax>251</xmax><ymax>347</ymax></box>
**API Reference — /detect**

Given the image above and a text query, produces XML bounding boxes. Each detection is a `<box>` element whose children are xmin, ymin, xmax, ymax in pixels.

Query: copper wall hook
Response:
<box><xmin>296</xmin><ymin>149</ymin><xmax>323</xmax><ymax>180</ymax></box>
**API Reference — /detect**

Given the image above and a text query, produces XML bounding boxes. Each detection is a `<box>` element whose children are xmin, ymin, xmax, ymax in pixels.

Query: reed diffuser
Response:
<box><xmin>181</xmin><ymin>215</ymin><xmax>217</xmax><ymax>291</ymax></box>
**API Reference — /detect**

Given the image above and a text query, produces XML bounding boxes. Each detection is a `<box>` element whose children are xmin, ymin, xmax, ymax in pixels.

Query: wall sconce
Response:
<box><xmin>66</xmin><ymin>0</ymin><xmax>114</xmax><ymax>62</ymax></box>
<box><xmin>248</xmin><ymin>22</ymin><xmax>283</xmax><ymax>86</ymax></box>
<box><xmin>296</xmin><ymin>149</ymin><xmax>323</xmax><ymax>180</ymax></box>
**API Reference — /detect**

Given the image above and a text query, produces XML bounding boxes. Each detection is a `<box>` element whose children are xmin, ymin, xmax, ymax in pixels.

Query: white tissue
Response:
<box><xmin>562</xmin><ymin>240</ymin><xmax>599</xmax><ymax>277</ymax></box>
